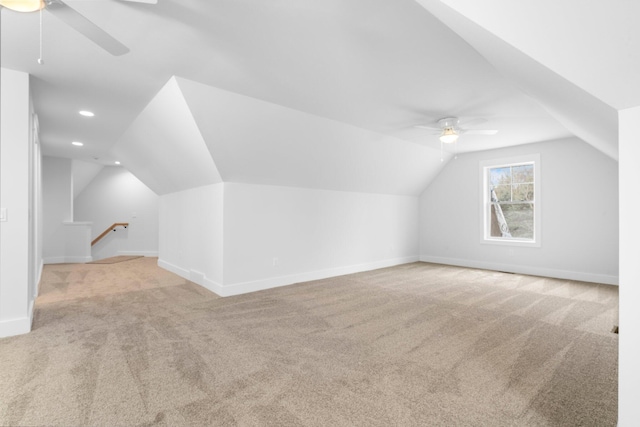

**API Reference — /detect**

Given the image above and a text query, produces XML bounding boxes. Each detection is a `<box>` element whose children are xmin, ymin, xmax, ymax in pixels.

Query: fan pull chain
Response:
<box><xmin>440</xmin><ymin>140</ymin><xmax>444</xmax><ymax>162</ymax></box>
<box><xmin>38</xmin><ymin>8</ymin><xmax>44</xmax><ymax>65</ymax></box>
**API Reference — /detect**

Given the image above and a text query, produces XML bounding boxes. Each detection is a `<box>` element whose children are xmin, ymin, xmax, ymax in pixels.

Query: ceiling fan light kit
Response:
<box><xmin>0</xmin><ymin>0</ymin><xmax>44</xmax><ymax>12</ymax></box>
<box><xmin>439</xmin><ymin>127</ymin><xmax>459</xmax><ymax>144</ymax></box>
<box><xmin>414</xmin><ymin>116</ymin><xmax>498</xmax><ymax>161</ymax></box>
<box><xmin>416</xmin><ymin>116</ymin><xmax>498</xmax><ymax>143</ymax></box>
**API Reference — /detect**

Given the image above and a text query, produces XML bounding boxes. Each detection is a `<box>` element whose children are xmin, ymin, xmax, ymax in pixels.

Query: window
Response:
<box><xmin>480</xmin><ymin>154</ymin><xmax>540</xmax><ymax>246</ymax></box>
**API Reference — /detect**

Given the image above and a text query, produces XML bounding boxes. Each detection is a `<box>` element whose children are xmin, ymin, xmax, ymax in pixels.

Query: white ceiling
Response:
<box><xmin>2</xmin><ymin>0</ymin><xmax>634</xmax><ymax>195</ymax></box>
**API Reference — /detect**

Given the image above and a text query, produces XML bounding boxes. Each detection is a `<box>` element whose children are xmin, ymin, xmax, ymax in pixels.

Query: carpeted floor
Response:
<box><xmin>0</xmin><ymin>258</ymin><xmax>618</xmax><ymax>426</ymax></box>
<box><xmin>87</xmin><ymin>255</ymin><xmax>144</xmax><ymax>265</ymax></box>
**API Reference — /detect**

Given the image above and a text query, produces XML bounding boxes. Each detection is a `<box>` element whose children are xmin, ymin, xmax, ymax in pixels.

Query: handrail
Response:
<box><xmin>91</xmin><ymin>223</ymin><xmax>129</xmax><ymax>246</ymax></box>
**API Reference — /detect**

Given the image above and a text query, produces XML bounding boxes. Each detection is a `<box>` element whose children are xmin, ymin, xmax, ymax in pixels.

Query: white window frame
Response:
<box><xmin>479</xmin><ymin>154</ymin><xmax>541</xmax><ymax>247</ymax></box>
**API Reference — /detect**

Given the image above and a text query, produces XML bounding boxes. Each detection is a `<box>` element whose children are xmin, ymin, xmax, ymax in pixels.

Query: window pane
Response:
<box><xmin>512</xmin><ymin>164</ymin><xmax>533</xmax><ymax>183</ymax></box>
<box><xmin>490</xmin><ymin>167</ymin><xmax>511</xmax><ymax>186</ymax></box>
<box><xmin>490</xmin><ymin>204</ymin><xmax>510</xmax><ymax>237</ymax></box>
<box><xmin>500</xmin><ymin>203</ymin><xmax>534</xmax><ymax>239</ymax></box>
<box><xmin>512</xmin><ymin>183</ymin><xmax>534</xmax><ymax>201</ymax></box>
<box><xmin>483</xmin><ymin>156</ymin><xmax>539</xmax><ymax>245</ymax></box>
<box><xmin>492</xmin><ymin>185</ymin><xmax>511</xmax><ymax>202</ymax></box>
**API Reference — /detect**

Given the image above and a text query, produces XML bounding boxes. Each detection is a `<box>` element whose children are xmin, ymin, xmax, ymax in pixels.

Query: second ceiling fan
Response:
<box><xmin>416</xmin><ymin>117</ymin><xmax>498</xmax><ymax>144</ymax></box>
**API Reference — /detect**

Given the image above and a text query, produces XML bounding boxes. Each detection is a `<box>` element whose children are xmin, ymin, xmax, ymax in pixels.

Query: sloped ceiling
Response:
<box><xmin>415</xmin><ymin>0</ymin><xmax>630</xmax><ymax>160</ymax></box>
<box><xmin>6</xmin><ymin>0</ymin><xmax>635</xmax><ymax>195</ymax></box>
<box><xmin>110</xmin><ymin>77</ymin><xmax>222</xmax><ymax>195</ymax></box>
<box><xmin>177</xmin><ymin>77</ymin><xmax>447</xmax><ymax>196</ymax></box>
<box><xmin>113</xmin><ymin>75</ymin><xmax>450</xmax><ymax>196</ymax></box>
<box><xmin>416</xmin><ymin>0</ymin><xmax>640</xmax><ymax>111</ymax></box>
<box><xmin>2</xmin><ymin>0</ymin><xmax>573</xmax><ymax>174</ymax></box>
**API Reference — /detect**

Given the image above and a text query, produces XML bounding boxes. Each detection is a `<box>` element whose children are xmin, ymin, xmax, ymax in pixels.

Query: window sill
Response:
<box><xmin>481</xmin><ymin>237</ymin><xmax>541</xmax><ymax>248</ymax></box>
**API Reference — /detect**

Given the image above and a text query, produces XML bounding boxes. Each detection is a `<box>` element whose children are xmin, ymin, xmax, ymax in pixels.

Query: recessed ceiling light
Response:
<box><xmin>79</xmin><ymin>110</ymin><xmax>95</xmax><ymax>117</ymax></box>
<box><xmin>72</xmin><ymin>141</ymin><xmax>84</xmax><ymax>146</ymax></box>
<box><xmin>115</xmin><ymin>161</ymin><xmax>121</xmax><ymax>165</ymax></box>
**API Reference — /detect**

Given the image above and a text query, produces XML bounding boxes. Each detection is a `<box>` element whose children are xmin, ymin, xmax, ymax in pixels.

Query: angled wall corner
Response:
<box><xmin>415</xmin><ymin>0</ymin><xmax>619</xmax><ymax>160</ymax></box>
<box><xmin>111</xmin><ymin>76</ymin><xmax>222</xmax><ymax>196</ymax></box>
<box><xmin>157</xmin><ymin>182</ymin><xmax>225</xmax><ymax>293</ymax></box>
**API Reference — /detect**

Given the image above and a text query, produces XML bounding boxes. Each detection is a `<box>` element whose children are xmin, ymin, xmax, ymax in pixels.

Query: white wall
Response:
<box><xmin>420</xmin><ymin>137</ymin><xmax>618</xmax><ymax>284</ymax></box>
<box><xmin>221</xmin><ymin>183</ymin><xmax>419</xmax><ymax>295</ymax></box>
<box><xmin>158</xmin><ymin>183</ymin><xmax>224</xmax><ymax>289</ymax></box>
<box><xmin>0</xmin><ymin>68</ymin><xmax>41</xmax><ymax>338</ymax></box>
<box><xmin>157</xmin><ymin>182</ymin><xmax>419</xmax><ymax>297</ymax></box>
<box><xmin>618</xmin><ymin>106</ymin><xmax>640</xmax><ymax>425</ymax></box>
<box><xmin>74</xmin><ymin>166</ymin><xmax>159</xmax><ymax>260</ymax></box>
<box><xmin>72</xmin><ymin>160</ymin><xmax>103</xmax><ymax>199</ymax></box>
<box><xmin>42</xmin><ymin>156</ymin><xmax>73</xmax><ymax>263</ymax></box>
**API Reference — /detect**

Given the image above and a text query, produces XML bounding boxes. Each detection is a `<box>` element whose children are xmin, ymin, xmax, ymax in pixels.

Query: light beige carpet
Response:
<box><xmin>88</xmin><ymin>255</ymin><xmax>144</xmax><ymax>264</ymax></box>
<box><xmin>0</xmin><ymin>259</ymin><xmax>618</xmax><ymax>426</ymax></box>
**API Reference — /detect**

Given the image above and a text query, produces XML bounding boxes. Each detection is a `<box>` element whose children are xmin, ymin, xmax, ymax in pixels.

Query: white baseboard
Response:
<box><xmin>159</xmin><ymin>256</ymin><xmax>419</xmax><ymax>297</ymax></box>
<box><xmin>158</xmin><ymin>259</ymin><xmax>190</xmax><ymax>280</ymax></box>
<box><xmin>118</xmin><ymin>251</ymin><xmax>159</xmax><ymax>257</ymax></box>
<box><xmin>0</xmin><ymin>300</ymin><xmax>33</xmax><ymax>338</ymax></box>
<box><xmin>157</xmin><ymin>259</ymin><xmax>225</xmax><ymax>293</ymax></box>
<box><xmin>219</xmin><ymin>256</ymin><xmax>420</xmax><ymax>297</ymax></box>
<box><xmin>419</xmin><ymin>255</ymin><xmax>619</xmax><ymax>285</ymax></box>
<box><xmin>189</xmin><ymin>270</ymin><xmax>225</xmax><ymax>295</ymax></box>
<box><xmin>44</xmin><ymin>256</ymin><xmax>93</xmax><ymax>264</ymax></box>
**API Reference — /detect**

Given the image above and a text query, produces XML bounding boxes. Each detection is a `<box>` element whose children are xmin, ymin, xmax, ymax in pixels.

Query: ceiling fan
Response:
<box><xmin>416</xmin><ymin>117</ymin><xmax>498</xmax><ymax>144</ymax></box>
<box><xmin>0</xmin><ymin>0</ymin><xmax>157</xmax><ymax>56</ymax></box>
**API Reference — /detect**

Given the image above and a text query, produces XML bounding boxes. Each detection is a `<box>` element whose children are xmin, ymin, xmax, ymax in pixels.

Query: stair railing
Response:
<box><xmin>91</xmin><ymin>223</ymin><xmax>129</xmax><ymax>246</ymax></box>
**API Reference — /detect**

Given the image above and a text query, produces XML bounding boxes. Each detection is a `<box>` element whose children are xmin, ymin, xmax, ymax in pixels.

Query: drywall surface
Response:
<box><xmin>221</xmin><ymin>182</ymin><xmax>419</xmax><ymax>295</ymax></box>
<box><xmin>618</xmin><ymin>105</ymin><xmax>640</xmax><ymax>426</ymax></box>
<box><xmin>0</xmin><ymin>68</ymin><xmax>37</xmax><ymax>337</ymax></box>
<box><xmin>420</xmin><ymin>137</ymin><xmax>618</xmax><ymax>284</ymax></box>
<box><xmin>42</xmin><ymin>156</ymin><xmax>73</xmax><ymax>264</ymax></box>
<box><xmin>74</xmin><ymin>166</ymin><xmax>159</xmax><ymax>260</ymax></box>
<box><xmin>72</xmin><ymin>160</ymin><xmax>104</xmax><ymax>199</ymax></box>
<box><xmin>158</xmin><ymin>183</ymin><xmax>224</xmax><ymax>288</ymax></box>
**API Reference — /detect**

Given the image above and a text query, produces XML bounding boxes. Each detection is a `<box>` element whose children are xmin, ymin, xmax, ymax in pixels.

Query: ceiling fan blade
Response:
<box><xmin>460</xmin><ymin>129</ymin><xmax>499</xmax><ymax>135</ymax></box>
<box><xmin>415</xmin><ymin>125</ymin><xmax>441</xmax><ymax>131</ymax></box>
<box><xmin>458</xmin><ymin>118</ymin><xmax>487</xmax><ymax>128</ymax></box>
<box><xmin>46</xmin><ymin>0</ymin><xmax>130</xmax><ymax>56</ymax></box>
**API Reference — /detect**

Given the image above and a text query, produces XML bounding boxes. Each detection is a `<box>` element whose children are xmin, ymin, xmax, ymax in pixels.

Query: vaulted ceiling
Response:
<box><xmin>2</xmin><ymin>0</ymin><xmax>637</xmax><ymax>196</ymax></box>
